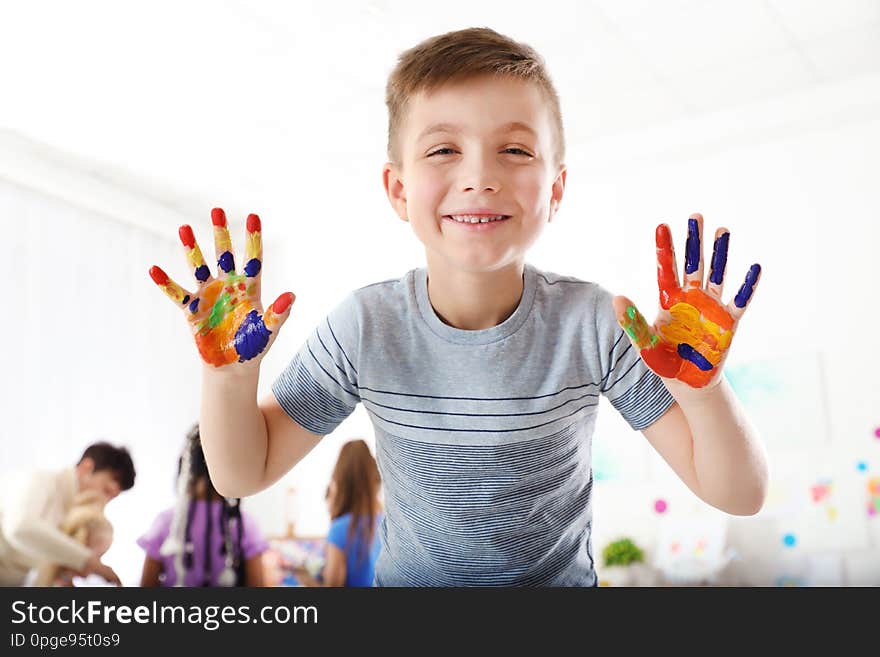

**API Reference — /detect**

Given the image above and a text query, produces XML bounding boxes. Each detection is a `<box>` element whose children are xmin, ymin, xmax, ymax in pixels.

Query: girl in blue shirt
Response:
<box><xmin>296</xmin><ymin>440</ymin><xmax>382</xmax><ymax>587</ymax></box>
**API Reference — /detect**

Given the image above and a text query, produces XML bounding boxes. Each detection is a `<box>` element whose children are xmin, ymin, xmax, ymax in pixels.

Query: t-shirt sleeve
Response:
<box><xmin>271</xmin><ymin>293</ymin><xmax>362</xmax><ymax>436</ymax></box>
<box><xmin>593</xmin><ymin>285</ymin><xmax>675</xmax><ymax>430</ymax></box>
<box><xmin>239</xmin><ymin>512</ymin><xmax>269</xmax><ymax>559</ymax></box>
<box><xmin>326</xmin><ymin>515</ymin><xmax>350</xmax><ymax>551</ymax></box>
<box><xmin>136</xmin><ymin>510</ymin><xmax>173</xmax><ymax>561</ymax></box>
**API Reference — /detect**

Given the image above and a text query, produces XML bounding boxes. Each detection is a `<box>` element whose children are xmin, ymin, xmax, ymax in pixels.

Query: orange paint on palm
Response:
<box><xmin>682</xmin><ymin>289</ymin><xmax>734</xmax><ymax>329</ymax></box>
<box><xmin>193</xmin><ymin>295</ymin><xmax>255</xmax><ymax>366</ymax></box>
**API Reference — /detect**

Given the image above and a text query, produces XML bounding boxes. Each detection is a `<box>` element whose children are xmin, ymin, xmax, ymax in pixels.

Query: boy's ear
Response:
<box><xmin>548</xmin><ymin>166</ymin><xmax>567</xmax><ymax>223</ymax></box>
<box><xmin>383</xmin><ymin>162</ymin><xmax>409</xmax><ymax>223</ymax></box>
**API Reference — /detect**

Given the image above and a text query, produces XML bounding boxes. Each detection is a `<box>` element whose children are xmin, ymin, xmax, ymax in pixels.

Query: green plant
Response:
<box><xmin>602</xmin><ymin>537</ymin><xmax>644</xmax><ymax>567</ymax></box>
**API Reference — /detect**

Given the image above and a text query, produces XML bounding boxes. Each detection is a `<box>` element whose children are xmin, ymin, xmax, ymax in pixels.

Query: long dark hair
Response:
<box><xmin>327</xmin><ymin>440</ymin><xmax>382</xmax><ymax>563</ymax></box>
<box><xmin>176</xmin><ymin>424</ymin><xmax>245</xmax><ymax>587</ymax></box>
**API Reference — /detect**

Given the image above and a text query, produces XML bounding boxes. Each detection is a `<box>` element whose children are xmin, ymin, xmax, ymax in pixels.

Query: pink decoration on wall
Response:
<box><xmin>654</xmin><ymin>499</ymin><xmax>668</xmax><ymax>514</ymax></box>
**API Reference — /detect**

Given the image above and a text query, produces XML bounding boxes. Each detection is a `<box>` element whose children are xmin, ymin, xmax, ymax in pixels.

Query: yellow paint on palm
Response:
<box><xmin>658</xmin><ymin>302</ymin><xmax>731</xmax><ymax>366</ymax></box>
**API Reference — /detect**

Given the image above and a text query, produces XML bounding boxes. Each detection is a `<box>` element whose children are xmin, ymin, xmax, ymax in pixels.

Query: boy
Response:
<box><xmin>0</xmin><ymin>441</ymin><xmax>134</xmax><ymax>586</ymax></box>
<box><xmin>150</xmin><ymin>27</ymin><xmax>767</xmax><ymax>586</ymax></box>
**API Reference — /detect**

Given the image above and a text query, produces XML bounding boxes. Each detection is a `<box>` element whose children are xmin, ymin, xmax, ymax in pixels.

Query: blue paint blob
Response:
<box><xmin>181</xmin><ymin>295</ymin><xmax>190</xmax><ymax>305</ymax></box>
<box><xmin>189</xmin><ymin>298</ymin><xmax>200</xmax><ymax>314</ymax></box>
<box><xmin>194</xmin><ymin>264</ymin><xmax>210</xmax><ymax>282</ymax></box>
<box><xmin>234</xmin><ymin>310</ymin><xmax>272</xmax><ymax>362</ymax></box>
<box><xmin>244</xmin><ymin>258</ymin><xmax>262</xmax><ymax>278</ymax></box>
<box><xmin>685</xmin><ymin>218</ymin><xmax>701</xmax><ymax>275</ymax></box>
<box><xmin>709</xmin><ymin>232</ymin><xmax>729</xmax><ymax>285</ymax></box>
<box><xmin>783</xmin><ymin>533</ymin><xmax>796</xmax><ymax>548</ymax></box>
<box><xmin>734</xmin><ymin>264</ymin><xmax>761</xmax><ymax>308</ymax></box>
<box><xmin>857</xmin><ymin>461</ymin><xmax>868</xmax><ymax>472</ymax></box>
<box><xmin>677</xmin><ymin>343</ymin><xmax>714</xmax><ymax>371</ymax></box>
<box><xmin>218</xmin><ymin>251</ymin><xmax>235</xmax><ymax>273</ymax></box>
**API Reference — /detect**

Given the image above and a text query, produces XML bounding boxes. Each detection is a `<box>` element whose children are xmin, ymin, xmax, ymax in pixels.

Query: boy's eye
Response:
<box><xmin>504</xmin><ymin>148</ymin><xmax>533</xmax><ymax>157</ymax></box>
<box><xmin>427</xmin><ymin>148</ymin><xmax>456</xmax><ymax>157</ymax></box>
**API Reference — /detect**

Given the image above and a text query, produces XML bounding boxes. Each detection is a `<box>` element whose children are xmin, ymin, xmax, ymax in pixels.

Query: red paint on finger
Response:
<box><xmin>149</xmin><ymin>266</ymin><xmax>169</xmax><ymax>286</ymax></box>
<box><xmin>211</xmin><ymin>207</ymin><xmax>227</xmax><ymax>227</ymax></box>
<box><xmin>656</xmin><ymin>224</ymin><xmax>678</xmax><ymax>309</ymax></box>
<box><xmin>179</xmin><ymin>225</ymin><xmax>196</xmax><ymax>248</ymax></box>
<box><xmin>247</xmin><ymin>213</ymin><xmax>261</xmax><ymax>233</ymax></box>
<box><xmin>272</xmin><ymin>292</ymin><xmax>295</xmax><ymax>315</ymax></box>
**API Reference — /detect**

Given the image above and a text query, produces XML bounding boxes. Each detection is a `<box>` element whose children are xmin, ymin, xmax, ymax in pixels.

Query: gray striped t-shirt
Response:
<box><xmin>272</xmin><ymin>263</ymin><xmax>674</xmax><ymax>586</ymax></box>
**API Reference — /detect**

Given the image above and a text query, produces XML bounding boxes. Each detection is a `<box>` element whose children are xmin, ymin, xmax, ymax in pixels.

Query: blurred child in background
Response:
<box><xmin>138</xmin><ymin>424</ymin><xmax>268</xmax><ymax>586</ymax></box>
<box><xmin>29</xmin><ymin>490</ymin><xmax>114</xmax><ymax>586</ymax></box>
<box><xmin>294</xmin><ymin>439</ymin><xmax>382</xmax><ymax>587</ymax></box>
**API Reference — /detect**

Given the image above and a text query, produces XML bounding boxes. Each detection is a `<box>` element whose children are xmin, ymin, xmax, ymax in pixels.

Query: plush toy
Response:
<box><xmin>32</xmin><ymin>490</ymin><xmax>113</xmax><ymax>586</ymax></box>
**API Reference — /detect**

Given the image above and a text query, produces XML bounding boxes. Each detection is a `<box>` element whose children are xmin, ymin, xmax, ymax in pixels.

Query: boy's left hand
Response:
<box><xmin>613</xmin><ymin>213</ymin><xmax>761</xmax><ymax>389</ymax></box>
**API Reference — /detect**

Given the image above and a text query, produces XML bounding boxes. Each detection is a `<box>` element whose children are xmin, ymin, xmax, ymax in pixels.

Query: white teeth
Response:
<box><xmin>449</xmin><ymin>214</ymin><xmax>507</xmax><ymax>223</ymax></box>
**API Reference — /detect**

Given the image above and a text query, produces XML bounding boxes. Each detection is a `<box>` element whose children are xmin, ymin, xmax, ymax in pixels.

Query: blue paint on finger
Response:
<box><xmin>678</xmin><ymin>343</ymin><xmax>714</xmax><ymax>371</ymax></box>
<box><xmin>181</xmin><ymin>295</ymin><xmax>190</xmax><ymax>305</ymax></box>
<box><xmin>709</xmin><ymin>232</ymin><xmax>729</xmax><ymax>285</ymax></box>
<box><xmin>734</xmin><ymin>264</ymin><xmax>761</xmax><ymax>308</ymax></box>
<box><xmin>685</xmin><ymin>218</ymin><xmax>701</xmax><ymax>274</ymax></box>
<box><xmin>244</xmin><ymin>258</ymin><xmax>262</xmax><ymax>278</ymax></box>
<box><xmin>234</xmin><ymin>310</ymin><xmax>272</xmax><ymax>361</ymax></box>
<box><xmin>194</xmin><ymin>264</ymin><xmax>211</xmax><ymax>282</ymax></box>
<box><xmin>218</xmin><ymin>251</ymin><xmax>235</xmax><ymax>273</ymax></box>
<box><xmin>189</xmin><ymin>298</ymin><xmax>200</xmax><ymax>314</ymax></box>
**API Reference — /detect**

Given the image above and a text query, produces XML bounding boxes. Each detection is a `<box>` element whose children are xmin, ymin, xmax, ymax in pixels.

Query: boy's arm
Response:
<box><xmin>200</xmin><ymin>365</ymin><xmax>322</xmax><ymax>498</ymax></box>
<box><xmin>149</xmin><ymin>210</ymin><xmax>319</xmax><ymax>499</ymax></box>
<box><xmin>640</xmin><ymin>378</ymin><xmax>768</xmax><ymax>516</ymax></box>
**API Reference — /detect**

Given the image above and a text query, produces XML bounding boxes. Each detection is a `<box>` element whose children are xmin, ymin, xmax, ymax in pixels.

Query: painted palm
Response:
<box><xmin>614</xmin><ymin>215</ymin><xmax>761</xmax><ymax>388</ymax></box>
<box><xmin>150</xmin><ymin>208</ymin><xmax>295</xmax><ymax>367</ymax></box>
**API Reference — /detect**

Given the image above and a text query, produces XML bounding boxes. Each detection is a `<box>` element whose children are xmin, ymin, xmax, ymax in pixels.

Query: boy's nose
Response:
<box><xmin>460</xmin><ymin>173</ymin><xmax>501</xmax><ymax>193</ymax></box>
<box><xmin>458</xmin><ymin>156</ymin><xmax>501</xmax><ymax>193</ymax></box>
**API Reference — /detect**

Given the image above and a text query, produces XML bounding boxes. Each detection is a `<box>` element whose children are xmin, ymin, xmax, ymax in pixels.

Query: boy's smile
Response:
<box><xmin>384</xmin><ymin>75</ymin><xmax>566</xmax><ymax>275</ymax></box>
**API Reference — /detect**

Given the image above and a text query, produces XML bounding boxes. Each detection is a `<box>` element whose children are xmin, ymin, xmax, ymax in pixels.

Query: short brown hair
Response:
<box><xmin>79</xmin><ymin>442</ymin><xmax>136</xmax><ymax>491</ymax></box>
<box><xmin>385</xmin><ymin>27</ymin><xmax>565</xmax><ymax>167</ymax></box>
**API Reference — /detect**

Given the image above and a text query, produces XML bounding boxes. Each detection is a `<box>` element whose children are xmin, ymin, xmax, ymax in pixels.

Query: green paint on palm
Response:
<box><xmin>207</xmin><ymin>292</ymin><xmax>234</xmax><ymax>329</ymax></box>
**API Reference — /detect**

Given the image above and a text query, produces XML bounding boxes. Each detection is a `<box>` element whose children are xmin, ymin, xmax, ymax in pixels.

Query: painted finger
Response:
<box><xmin>178</xmin><ymin>225</ymin><xmax>213</xmax><ymax>285</ymax></box>
<box><xmin>613</xmin><ymin>295</ymin><xmax>659</xmax><ymax>351</ymax></box>
<box><xmin>614</xmin><ymin>295</ymin><xmax>680</xmax><ymax>379</ymax></box>
<box><xmin>683</xmin><ymin>214</ymin><xmax>704</xmax><ymax>290</ymax></box>
<box><xmin>263</xmin><ymin>292</ymin><xmax>296</xmax><ymax>332</ymax></box>
<box><xmin>211</xmin><ymin>208</ymin><xmax>236</xmax><ymax>275</ymax></box>
<box><xmin>149</xmin><ymin>266</ymin><xmax>194</xmax><ymax>309</ymax></box>
<box><xmin>728</xmin><ymin>264</ymin><xmax>762</xmax><ymax>321</ymax></box>
<box><xmin>706</xmin><ymin>227</ymin><xmax>730</xmax><ymax>300</ymax></box>
<box><xmin>655</xmin><ymin>223</ymin><xmax>681</xmax><ymax>309</ymax></box>
<box><xmin>243</xmin><ymin>213</ymin><xmax>263</xmax><ymax>299</ymax></box>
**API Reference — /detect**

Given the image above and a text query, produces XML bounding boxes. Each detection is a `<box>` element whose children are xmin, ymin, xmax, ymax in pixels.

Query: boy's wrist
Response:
<box><xmin>201</xmin><ymin>360</ymin><xmax>262</xmax><ymax>384</ymax></box>
<box><xmin>661</xmin><ymin>374</ymin><xmax>726</xmax><ymax>406</ymax></box>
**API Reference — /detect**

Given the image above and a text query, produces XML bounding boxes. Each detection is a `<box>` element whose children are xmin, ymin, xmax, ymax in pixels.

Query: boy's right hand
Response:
<box><xmin>149</xmin><ymin>208</ymin><xmax>295</xmax><ymax>369</ymax></box>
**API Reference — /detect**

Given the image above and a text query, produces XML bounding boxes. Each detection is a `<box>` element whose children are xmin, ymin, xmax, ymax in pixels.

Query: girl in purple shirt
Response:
<box><xmin>138</xmin><ymin>425</ymin><xmax>268</xmax><ymax>587</ymax></box>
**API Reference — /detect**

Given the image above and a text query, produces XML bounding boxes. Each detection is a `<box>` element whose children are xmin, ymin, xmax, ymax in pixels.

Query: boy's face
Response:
<box><xmin>76</xmin><ymin>460</ymin><xmax>122</xmax><ymax>502</ymax></box>
<box><xmin>384</xmin><ymin>75</ymin><xmax>566</xmax><ymax>274</ymax></box>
